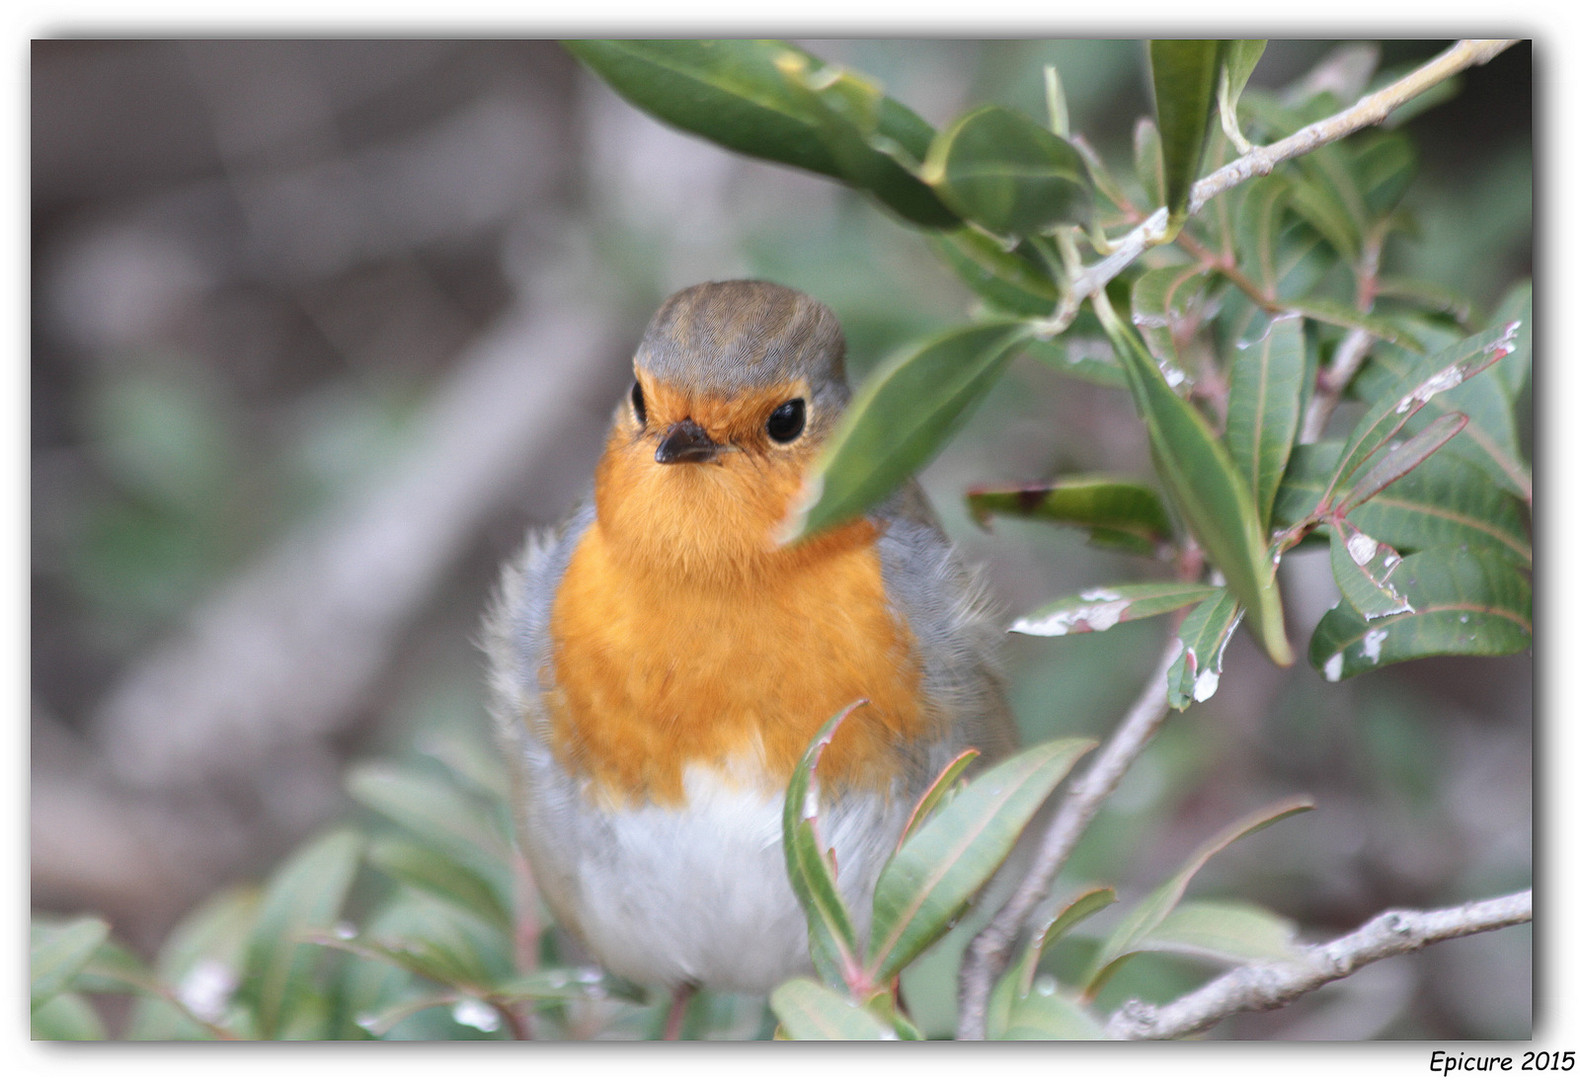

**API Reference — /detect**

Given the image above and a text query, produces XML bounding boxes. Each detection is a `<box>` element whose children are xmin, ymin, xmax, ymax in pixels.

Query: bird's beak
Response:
<box><xmin>654</xmin><ymin>418</ymin><xmax>721</xmax><ymax>464</ymax></box>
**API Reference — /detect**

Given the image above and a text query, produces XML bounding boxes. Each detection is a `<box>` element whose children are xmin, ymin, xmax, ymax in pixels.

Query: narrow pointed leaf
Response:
<box><xmin>1328</xmin><ymin>520</ymin><xmax>1412</xmax><ymax>621</ymax></box>
<box><xmin>1165</xmin><ymin>587</ymin><xmax>1244</xmax><ymax>709</ymax></box>
<box><xmin>1013</xmin><ymin>582</ymin><xmax>1220</xmax><ymax>638</ymax></box>
<box><xmin>31</xmin><ymin>993</ymin><xmax>106</xmax><ymax>1040</ymax></box>
<box><xmin>968</xmin><ymin>475</ymin><xmax>1173</xmax><ymax>556</ymax></box>
<box><xmin>1096</xmin><ymin>298</ymin><xmax>1293</xmax><ymax>666</ymax></box>
<box><xmin>1001</xmin><ymin>985</ymin><xmax>1108</xmax><ymax>1040</ymax></box>
<box><xmin>782</xmin><ymin>702</ymin><xmax>865</xmax><ymax>989</ymax></box>
<box><xmin>783</xmin><ymin>321</ymin><xmax>1032</xmax><ymax>542</ymax></box>
<box><xmin>1328</xmin><ymin>320</ymin><xmax>1521</xmax><ymax>501</ymax></box>
<box><xmin>1044</xmin><ymin>64</ymin><xmax>1070</xmax><ymax>137</ymax></box>
<box><xmin>1354</xmin><ymin>132</ymin><xmax>1417</xmax><ymax>218</ymax></box>
<box><xmin>1131</xmin><ymin>263</ymin><xmax>1209</xmax><ymax>367</ymax></box>
<box><xmin>1147</xmin><ymin>40</ymin><xmax>1223</xmax><ymax>225</ymax></box>
<box><xmin>1133</xmin><ymin>116</ymin><xmax>1165</xmax><ymax>210</ymax></box>
<box><xmin>991</xmin><ymin>884</ymin><xmax>1119</xmax><ymax>1037</ymax></box>
<box><xmin>1083</xmin><ymin>797</ymin><xmax>1312</xmax><ymax>995</ymax></box>
<box><xmin>1227</xmin><ymin>313</ymin><xmax>1304</xmax><ymax>529</ymax></box>
<box><xmin>1311</xmin><ymin>547</ymin><xmax>1531</xmax><ymax>682</ymax></box>
<box><xmin>126</xmin><ymin>885</ymin><xmax>261</xmax><ymax>1039</ymax></box>
<box><xmin>1373</xmin><ymin>276</ymin><xmax>1476</xmax><ymax>325</ymax></box>
<box><xmin>771</xmin><ymin>978</ymin><xmax>898</xmax><ymax>1040</ymax></box>
<box><xmin>1337</xmin><ymin>411</ymin><xmax>1468</xmax><ymax>515</ymax></box>
<box><xmin>1487</xmin><ymin>281</ymin><xmax>1532</xmax><ymax>399</ymax></box>
<box><xmin>565</xmin><ymin>40</ymin><xmax>957</xmax><ymax>228</ymax></box>
<box><xmin>1140</xmin><ymin>899</ymin><xmax>1302</xmax><ymax>965</ymax></box>
<box><xmin>1217</xmin><ymin>40</ymin><xmax>1266</xmax><ymax>152</ymax></box>
<box><xmin>867</xmin><ymin>738</ymin><xmax>1094</xmax><ymax>982</ymax></box>
<box><xmin>924</xmin><ymin>104</ymin><xmax>1092</xmax><ymax>237</ymax></box>
<box><xmin>365</xmin><ymin>836</ymin><xmax>514</xmax><ymax>936</ymax></box>
<box><xmin>930</xmin><ymin>229</ymin><xmax>1061</xmax><ymax>317</ymax></box>
<box><xmin>1233</xmin><ymin>175</ymin><xmax>1291</xmax><ymax>292</ymax></box>
<box><xmin>31</xmin><ymin>917</ymin><xmax>111</xmax><ymax>1009</ymax></box>
<box><xmin>1289</xmin><ymin>298</ymin><xmax>1423</xmax><ymax>352</ymax></box>
<box><xmin>237</xmin><ymin>827</ymin><xmax>363</xmax><ymax>1039</ymax></box>
<box><xmin>896</xmin><ymin>748</ymin><xmax>979</xmax><ymax>851</ymax></box>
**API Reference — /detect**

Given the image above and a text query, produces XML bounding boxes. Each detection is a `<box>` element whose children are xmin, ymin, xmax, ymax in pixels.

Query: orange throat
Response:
<box><xmin>544</xmin><ymin>443</ymin><xmax>929</xmax><ymax>806</ymax></box>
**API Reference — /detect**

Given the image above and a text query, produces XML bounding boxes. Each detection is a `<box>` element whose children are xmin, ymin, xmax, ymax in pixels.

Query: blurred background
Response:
<box><xmin>30</xmin><ymin>39</ymin><xmax>1532</xmax><ymax>1038</ymax></box>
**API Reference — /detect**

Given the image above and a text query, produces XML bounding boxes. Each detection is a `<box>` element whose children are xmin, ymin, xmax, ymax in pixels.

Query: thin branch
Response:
<box><xmin>1105</xmin><ymin>888</ymin><xmax>1532</xmax><ymax>1040</ymax></box>
<box><xmin>1037</xmin><ymin>39</ymin><xmax>1517</xmax><ymax>337</ymax></box>
<box><xmin>1300</xmin><ymin>326</ymin><xmax>1376</xmax><ymax>443</ymax></box>
<box><xmin>957</xmin><ymin>641</ymin><xmax>1177</xmax><ymax>1040</ymax></box>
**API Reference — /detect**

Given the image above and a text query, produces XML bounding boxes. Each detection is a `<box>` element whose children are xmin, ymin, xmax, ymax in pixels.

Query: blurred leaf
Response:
<box><xmin>1133</xmin><ymin>116</ymin><xmax>1165</xmax><ymax>209</ymax></box>
<box><xmin>1328</xmin><ymin>520</ymin><xmax>1412</xmax><ymax>621</ymax></box>
<box><xmin>1083</xmin><ymin>797</ymin><xmax>1312</xmax><ymax>995</ymax></box>
<box><xmin>127</xmin><ymin>886</ymin><xmax>261</xmax><ymax>1039</ymax></box>
<box><xmin>1373</xmin><ymin>276</ymin><xmax>1476</xmax><ymax>326</ymax></box>
<box><xmin>1288</xmin><ymin>143</ymin><xmax>1364</xmax><ymax>258</ymax></box>
<box><xmin>782</xmin><ymin>702</ymin><xmax>864</xmax><ymax>989</ymax></box>
<box><xmin>968</xmin><ymin>475</ymin><xmax>1173</xmax><ymax>556</ymax></box>
<box><xmin>31</xmin><ymin>916</ymin><xmax>110</xmax><ymax>1010</ymax></box>
<box><xmin>1486</xmin><ymin>280</ymin><xmax>1532</xmax><ymax>400</ymax></box>
<box><xmin>1288</xmin><ymin>297</ymin><xmax>1423</xmax><ymax>352</ymax></box>
<box><xmin>896</xmin><ymin>748</ymin><xmax>979</xmax><ymax>850</ymax></box>
<box><xmin>1044</xmin><ymin>64</ymin><xmax>1070</xmax><ymax>137</ymax></box>
<box><xmin>991</xmin><ymin>885</ymin><xmax>1118</xmax><ymax>1037</ymax></box>
<box><xmin>1012</xmin><ymin>582</ymin><xmax>1220</xmax><ymax>638</ymax></box>
<box><xmin>868</xmin><ymin>738</ymin><xmax>1094</xmax><ymax>982</ymax></box>
<box><xmin>72</xmin><ymin>934</ymin><xmax>156</xmax><ymax>998</ymax></box>
<box><xmin>929</xmin><ymin>229</ymin><xmax>1061</xmax><ymax>317</ymax></box>
<box><xmin>770</xmin><ymin>978</ymin><xmax>897</xmax><ymax>1040</ymax></box>
<box><xmin>1232</xmin><ymin>175</ymin><xmax>1291</xmax><ymax>293</ymax></box>
<box><xmin>1354</xmin><ymin>132</ymin><xmax>1417</xmax><ymax>218</ymax></box>
<box><xmin>1311</xmin><ymin>546</ymin><xmax>1531</xmax><ymax>681</ymax></box>
<box><xmin>783</xmin><ymin>320</ymin><xmax>1031</xmax><ymax>542</ymax></box>
<box><xmin>1131</xmin><ymin>263</ymin><xmax>1209</xmax><ymax>365</ymax></box>
<box><xmin>923</xmin><ymin>104</ymin><xmax>1092</xmax><ymax>237</ymax></box>
<box><xmin>565</xmin><ymin>40</ymin><xmax>956</xmax><ymax>228</ymax></box>
<box><xmin>31</xmin><ymin>992</ymin><xmax>106</xmax><ymax>1040</ymax></box>
<box><xmin>1022</xmin><ymin>335</ymin><xmax>1128</xmax><ymax>389</ymax></box>
<box><xmin>1147</xmin><ymin>40</ymin><xmax>1223</xmax><ymax>227</ymax></box>
<box><xmin>1140</xmin><ymin>899</ymin><xmax>1302</xmax><ymax>965</ymax></box>
<box><xmin>1275</xmin><ymin>443</ymin><xmax>1530</xmax><ymax>569</ymax></box>
<box><xmin>237</xmin><ymin>827</ymin><xmax>363</xmax><ymax>1039</ymax></box>
<box><xmin>1165</xmin><ymin>587</ymin><xmax>1243</xmax><ymax>709</ymax></box>
<box><xmin>1226</xmin><ymin>313</ymin><xmax>1305</xmax><ymax>529</ymax></box>
<box><xmin>365</xmin><ymin>835</ymin><xmax>513</xmax><ymax>937</ymax></box>
<box><xmin>999</xmin><ymin>986</ymin><xmax>1108</xmax><ymax>1040</ymax></box>
<box><xmin>1334</xmin><ymin>320</ymin><xmax>1521</xmax><ymax>499</ymax></box>
<box><xmin>1337</xmin><ymin>411</ymin><xmax>1468</xmax><ymax>515</ymax></box>
<box><xmin>1096</xmin><ymin>297</ymin><xmax>1293</xmax><ymax>666</ymax></box>
<box><xmin>1217</xmin><ymin>40</ymin><xmax>1266</xmax><ymax>152</ymax></box>
<box><xmin>345</xmin><ymin>763</ymin><xmax>512</xmax><ymax>899</ymax></box>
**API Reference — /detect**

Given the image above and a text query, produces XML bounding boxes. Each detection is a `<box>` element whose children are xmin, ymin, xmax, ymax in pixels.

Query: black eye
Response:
<box><xmin>767</xmin><ymin>398</ymin><xmax>806</xmax><ymax>443</ymax></box>
<box><xmin>631</xmin><ymin>381</ymin><xmax>646</xmax><ymax>425</ymax></box>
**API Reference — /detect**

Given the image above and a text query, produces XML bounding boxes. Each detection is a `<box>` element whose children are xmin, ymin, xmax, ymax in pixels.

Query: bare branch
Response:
<box><xmin>1105</xmin><ymin>888</ymin><xmax>1532</xmax><ymax>1040</ymax></box>
<box><xmin>1300</xmin><ymin>326</ymin><xmax>1376</xmax><ymax>443</ymax></box>
<box><xmin>957</xmin><ymin>641</ymin><xmax>1176</xmax><ymax>1040</ymax></box>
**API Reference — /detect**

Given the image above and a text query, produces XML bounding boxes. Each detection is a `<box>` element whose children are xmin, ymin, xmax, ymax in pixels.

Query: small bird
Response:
<box><xmin>485</xmin><ymin>280</ymin><xmax>1015</xmax><ymax>1033</ymax></box>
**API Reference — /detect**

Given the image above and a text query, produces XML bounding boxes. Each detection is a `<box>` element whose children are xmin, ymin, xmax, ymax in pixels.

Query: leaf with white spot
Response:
<box><xmin>968</xmin><ymin>476</ymin><xmax>1174</xmax><ymax>557</ymax></box>
<box><xmin>1012</xmin><ymin>581</ymin><xmax>1220</xmax><ymax>637</ymax></box>
<box><xmin>1328</xmin><ymin>519</ymin><xmax>1412</xmax><ymax>621</ymax></box>
<box><xmin>1165</xmin><ymin>588</ymin><xmax>1244</xmax><ymax>710</ymax></box>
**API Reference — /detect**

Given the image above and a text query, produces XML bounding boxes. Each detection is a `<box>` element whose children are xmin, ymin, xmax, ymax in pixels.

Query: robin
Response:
<box><xmin>484</xmin><ymin>279</ymin><xmax>1016</xmax><ymax>1034</ymax></box>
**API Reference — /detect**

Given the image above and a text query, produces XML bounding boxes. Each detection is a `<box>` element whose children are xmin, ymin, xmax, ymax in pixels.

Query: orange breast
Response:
<box><xmin>545</xmin><ymin>510</ymin><xmax>931</xmax><ymax>807</ymax></box>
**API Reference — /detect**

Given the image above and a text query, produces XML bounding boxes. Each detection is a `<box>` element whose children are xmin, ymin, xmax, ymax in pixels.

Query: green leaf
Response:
<box><xmin>1147</xmin><ymin>40</ymin><xmax>1223</xmax><ymax>226</ymax></box>
<box><xmin>31</xmin><ymin>917</ymin><xmax>110</xmax><ymax>1010</ymax></box>
<box><xmin>126</xmin><ymin>885</ymin><xmax>261</xmax><ymax>1039</ymax></box>
<box><xmin>1373</xmin><ymin>276</ymin><xmax>1476</xmax><ymax>326</ymax></box>
<box><xmin>896</xmin><ymin>748</ymin><xmax>979</xmax><ymax>851</ymax></box>
<box><xmin>1083</xmin><ymin>797</ymin><xmax>1312</xmax><ymax>995</ymax></box>
<box><xmin>1226</xmin><ymin>313</ymin><xmax>1305</xmax><ymax>529</ymax></box>
<box><xmin>1354</xmin><ymin>132</ymin><xmax>1417</xmax><ymax>219</ymax></box>
<box><xmin>1140</xmin><ymin>899</ymin><xmax>1302</xmax><ymax>965</ymax></box>
<box><xmin>565</xmin><ymin>40</ymin><xmax>957</xmax><ymax>228</ymax></box>
<box><xmin>1288</xmin><ymin>297</ymin><xmax>1423</xmax><ymax>352</ymax></box>
<box><xmin>782</xmin><ymin>320</ymin><xmax>1032</xmax><ymax>542</ymax></box>
<box><xmin>1217</xmin><ymin>40</ymin><xmax>1266</xmax><ymax>152</ymax></box>
<box><xmin>867</xmin><ymin>738</ymin><xmax>1094</xmax><ymax>982</ymax></box>
<box><xmin>1166</xmin><ymin>587</ymin><xmax>1244</xmax><ymax>709</ymax></box>
<box><xmin>1021</xmin><ymin>335</ymin><xmax>1128</xmax><ymax>388</ymax></box>
<box><xmin>1310</xmin><ymin>547</ymin><xmax>1531</xmax><ymax>682</ymax></box>
<box><xmin>1274</xmin><ymin>442</ymin><xmax>1530</xmax><ymax>569</ymax></box>
<box><xmin>1287</xmin><ymin>143</ymin><xmax>1364</xmax><ymax>258</ymax></box>
<box><xmin>237</xmin><ymin>827</ymin><xmax>363</xmax><ymax>1039</ymax></box>
<box><xmin>999</xmin><ymin>987</ymin><xmax>1108</xmax><ymax>1040</ymax></box>
<box><xmin>1327</xmin><ymin>520</ymin><xmax>1412</xmax><ymax>622</ymax></box>
<box><xmin>929</xmin><ymin>229</ymin><xmax>1061</xmax><ymax>317</ymax></box>
<box><xmin>1131</xmin><ymin>262</ymin><xmax>1209</xmax><ymax>367</ymax></box>
<box><xmin>345</xmin><ymin>763</ymin><xmax>512</xmax><ymax>900</ymax></box>
<box><xmin>1336</xmin><ymin>411</ymin><xmax>1469</xmax><ymax>515</ymax></box>
<box><xmin>31</xmin><ymin>992</ymin><xmax>106</xmax><ymax>1040</ymax></box>
<box><xmin>1044</xmin><ymin>65</ymin><xmax>1070</xmax><ymax>137</ymax></box>
<box><xmin>1012</xmin><ymin>581</ymin><xmax>1221</xmax><ymax>638</ymax></box>
<box><xmin>770</xmin><ymin>978</ymin><xmax>898</xmax><ymax>1040</ymax></box>
<box><xmin>782</xmin><ymin>702</ymin><xmax>865</xmax><ymax>989</ymax></box>
<box><xmin>1487</xmin><ymin>281</ymin><xmax>1532</xmax><ymax>400</ymax></box>
<box><xmin>1133</xmin><ymin>116</ymin><xmax>1165</xmax><ymax>210</ymax></box>
<box><xmin>307</xmin><ymin>896</ymin><xmax>508</xmax><ymax>992</ymax></box>
<box><xmin>1232</xmin><ymin>175</ymin><xmax>1291</xmax><ymax>293</ymax></box>
<box><xmin>1329</xmin><ymin>320</ymin><xmax>1521</xmax><ymax>503</ymax></box>
<box><xmin>990</xmin><ymin>885</ymin><xmax>1118</xmax><ymax>1037</ymax></box>
<box><xmin>1096</xmin><ymin>295</ymin><xmax>1294</xmax><ymax>666</ymax></box>
<box><xmin>365</xmin><ymin>835</ymin><xmax>514</xmax><ymax>937</ymax></box>
<box><xmin>967</xmin><ymin>475</ymin><xmax>1174</xmax><ymax>556</ymax></box>
<box><xmin>923</xmin><ymin>104</ymin><xmax>1092</xmax><ymax>237</ymax></box>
